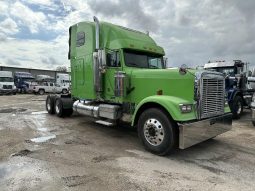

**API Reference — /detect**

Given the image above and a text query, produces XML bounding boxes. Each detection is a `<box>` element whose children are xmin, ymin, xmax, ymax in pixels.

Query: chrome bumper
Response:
<box><xmin>0</xmin><ymin>89</ymin><xmax>16</xmax><ymax>94</ymax></box>
<box><xmin>178</xmin><ymin>113</ymin><xmax>232</xmax><ymax>149</ymax></box>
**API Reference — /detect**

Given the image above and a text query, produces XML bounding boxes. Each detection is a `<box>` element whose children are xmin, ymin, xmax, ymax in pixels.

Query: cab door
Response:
<box><xmin>103</xmin><ymin>50</ymin><xmax>122</xmax><ymax>101</ymax></box>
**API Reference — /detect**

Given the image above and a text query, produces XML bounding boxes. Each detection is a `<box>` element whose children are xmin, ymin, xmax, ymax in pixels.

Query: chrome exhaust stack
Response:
<box><xmin>93</xmin><ymin>16</ymin><xmax>100</xmax><ymax>50</ymax></box>
<box><xmin>93</xmin><ymin>16</ymin><xmax>104</xmax><ymax>99</ymax></box>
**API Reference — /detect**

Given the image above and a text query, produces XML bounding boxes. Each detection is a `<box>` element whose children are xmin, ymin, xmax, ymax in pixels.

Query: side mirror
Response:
<box><xmin>179</xmin><ymin>64</ymin><xmax>188</xmax><ymax>75</ymax></box>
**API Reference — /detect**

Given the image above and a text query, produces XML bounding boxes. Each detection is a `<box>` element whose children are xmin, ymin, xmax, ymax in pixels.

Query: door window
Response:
<box><xmin>106</xmin><ymin>51</ymin><xmax>120</xmax><ymax>67</ymax></box>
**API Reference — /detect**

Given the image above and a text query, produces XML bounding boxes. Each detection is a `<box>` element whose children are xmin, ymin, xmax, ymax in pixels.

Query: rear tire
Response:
<box><xmin>54</xmin><ymin>98</ymin><xmax>64</xmax><ymax>117</ymax></box>
<box><xmin>65</xmin><ymin>108</ymin><xmax>73</xmax><ymax>117</ymax></box>
<box><xmin>252</xmin><ymin>121</ymin><xmax>255</xmax><ymax>126</ymax></box>
<box><xmin>46</xmin><ymin>95</ymin><xmax>55</xmax><ymax>114</ymax></box>
<box><xmin>39</xmin><ymin>89</ymin><xmax>45</xmax><ymax>95</ymax></box>
<box><xmin>62</xmin><ymin>89</ymin><xmax>68</xmax><ymax>94</ymax></box>
<box><xmin>21</xmin><ymin>88</ymin><xmax>26</xmax><ymax>94</ymax></box>
<box><xmin>231</xmin><ymin>96</ymin><xmax>243</xmax><ymax>119</ymax></box>
<box><xmin>137</xmin><ymin>108</ymin><xmax>177</xmax><ymax>156</ymax></box>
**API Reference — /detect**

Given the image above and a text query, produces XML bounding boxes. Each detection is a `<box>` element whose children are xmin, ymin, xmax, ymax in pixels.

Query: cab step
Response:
<box><xmin>95</xmin><ymin>120</ymin><xmax>115</xmax><ymax>126</ymax></box>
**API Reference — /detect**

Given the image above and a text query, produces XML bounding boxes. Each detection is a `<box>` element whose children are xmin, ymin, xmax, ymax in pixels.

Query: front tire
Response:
<box><xmin>137</xmin><ymin>108</ymin><xmax>177</xmax><ymax>155</ymax></box>
<box><xmin>231</xmin><ymin>96</ymin><xmax>243</xmax><ymax>119</ymax></box>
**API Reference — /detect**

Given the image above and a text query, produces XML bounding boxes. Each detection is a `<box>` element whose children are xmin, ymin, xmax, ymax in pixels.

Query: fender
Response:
<box><xmin>228</xmin><ymin>88</ymin><xmax>242</xmax><ymax>102</ymax></box>
<box><xmin>131</xmin><ymin>95</ymin><xmax>196</xmax><ymax>126</ymax></box>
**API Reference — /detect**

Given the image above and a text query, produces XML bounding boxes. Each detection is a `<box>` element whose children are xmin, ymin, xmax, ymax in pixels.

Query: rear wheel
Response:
<box><xmin>21</xmin><ymin>87</ymin><xmax>26</xmax><ymax>94</ymax></box>
<box><xmin>62</xmin><ymin>89</ymin><xmax>68</xmax><ymax>94</ymax></box>
<box><xmin>137</xmin><ymin>108</ymin><xmax>177</xmax><ymax>155</ymax></box>
<box><xmin>46</xmin><ymin>95</ymin><xmax>55</xmax><ymax>114</ymax></box>
<box><xmin>39</xmin><ymin>89</ymin><xmax>45</xmax><ymax>95</ymax></box>
<box><xmin>65</xmin><ymin>108</ymin><xmax>73</xmax><ymax>117</ymax></box>
<box><xmin>231</xmin><ymin>96</ymin><xmax>243</xmax><ymax>119</ymax></box>
<box><xmin>55</xmin><ymin>98</ymin><xmax>64</xmax><ymax>117</ymax></box>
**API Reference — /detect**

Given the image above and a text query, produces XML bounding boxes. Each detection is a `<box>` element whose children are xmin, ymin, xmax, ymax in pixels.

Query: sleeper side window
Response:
<box><xmin>76</xmin><ymin>32</ymin><xmax>85</xmax><ymax>47</ymax></box>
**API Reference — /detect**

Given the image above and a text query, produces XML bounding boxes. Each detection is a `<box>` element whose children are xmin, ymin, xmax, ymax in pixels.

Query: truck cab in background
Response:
<box><xmin>0</xmin><ymin>71</ymin><xmax>16</xmax><ymax>95</ymax></box>
<box><xmin>14</xmin><ymin>72</ymin><xmax>35</xmax><ymax>93</ymax></box>
<box><xmin>204</xmin><ymin>60</ymin><xmax>255</xmax><ymax>118</ymax></box>
<box><xmin>56</xmin><ymin>73</ymin><xmax>71</xmax><ymax>90</ymax></box>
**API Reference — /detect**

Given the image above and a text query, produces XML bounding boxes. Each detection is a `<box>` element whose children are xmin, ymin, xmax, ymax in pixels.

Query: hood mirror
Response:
<box><xmin>179</xmin><ymin>64</ymin><xmax>187</xmax><ymax>75</ymax></box>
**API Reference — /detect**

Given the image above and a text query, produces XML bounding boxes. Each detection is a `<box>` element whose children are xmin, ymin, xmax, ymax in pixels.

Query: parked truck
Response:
<box><xmin>56</xmin><ymin>73</ymin><xmax>71</xmax><ymax>89</ymax></box>
<box><xmin>0</xmin><ymin>71</ymin><xmax>16</xmax><ymax>95</ymax></box>
<box><xmin>204</xmin><ymin>60</ymin><xmax>255</xmax><ymax>118</ymax></box>
<box><xmin>46</xmin><ymin>17</ymin><xmax>232</xmax><ymax>155</ymax></box>
<box><xmin>14</xmin><ymin>72</ymin><xmax>35</xmax><ymax>93</ymax></box>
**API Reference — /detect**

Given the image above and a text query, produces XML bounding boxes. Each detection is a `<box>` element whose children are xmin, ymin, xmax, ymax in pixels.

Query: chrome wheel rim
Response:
<box><xmin>143</xmin><ymin>118</ymin><xmax>164</xmax><ymax>146</ymax></box>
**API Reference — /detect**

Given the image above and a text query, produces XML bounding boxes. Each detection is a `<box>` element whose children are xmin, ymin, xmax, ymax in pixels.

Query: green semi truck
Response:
<box><xmin>46</xmin><ymin>17</ymin><xmax>232</xmax><ymax>155</ymax></box>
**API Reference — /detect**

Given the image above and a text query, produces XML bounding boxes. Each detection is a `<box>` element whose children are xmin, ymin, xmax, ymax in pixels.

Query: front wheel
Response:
<box><xmin>231</xmin><ymin>96</ymin><xmax>243</xmax><ymax>119</ymax></box>
<box><xmin>137</xmin><ymin>108</ymin><xmax>177</xmax><ymax>155</ymax></box>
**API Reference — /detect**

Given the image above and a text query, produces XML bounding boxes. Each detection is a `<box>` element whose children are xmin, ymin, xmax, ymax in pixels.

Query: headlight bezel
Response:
<box><xmin>179</xmin><ymin>103</ymin><xmax>193</xmax><ymax>113</ymax></box>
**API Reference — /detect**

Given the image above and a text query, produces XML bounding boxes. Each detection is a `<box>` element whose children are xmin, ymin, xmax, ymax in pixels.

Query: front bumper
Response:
<box><xmin>178</xmin><ymin>113</ymin><xmax>232</xmax><ymax>149</ymax></box>
<box><xmin>0</xmin><ymin>89</ymin><xmax>16</xmax><ymax>94</ymax></box>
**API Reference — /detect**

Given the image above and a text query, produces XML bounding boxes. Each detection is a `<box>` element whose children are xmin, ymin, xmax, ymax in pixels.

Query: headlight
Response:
<box><xmin>179</xmin><ymin>104</ymin><xmax>193</xmax><ymax>113</ymax></box>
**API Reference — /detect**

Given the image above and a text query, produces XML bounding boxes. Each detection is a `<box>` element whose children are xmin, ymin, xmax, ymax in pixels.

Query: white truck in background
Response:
<box><xmin>0</xmin><ymin>71</ymin><xmax>17</xmax><ymax>95</ymax></box>
<box><xmin>56</xmin><ymin>73</ymin><xmax>71</xmax><ymax>90</ymax></box>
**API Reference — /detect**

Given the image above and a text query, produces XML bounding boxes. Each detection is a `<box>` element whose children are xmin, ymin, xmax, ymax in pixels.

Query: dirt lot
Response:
<box><xmin>0</xmin><ymin>94</ymin><xmax>255</xmax><ymax>191</ymax></box>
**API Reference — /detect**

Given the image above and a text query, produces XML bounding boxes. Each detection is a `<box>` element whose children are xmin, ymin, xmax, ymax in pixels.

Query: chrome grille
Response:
<box><xmin>200</xmin><ymin>76</ymin><xmax>225</xmax><ymax>119</ymax></box>
<box><xmin>3</xmin><ymin>85</ymin><xmax>12</xmax><ymax>89</ymax></box>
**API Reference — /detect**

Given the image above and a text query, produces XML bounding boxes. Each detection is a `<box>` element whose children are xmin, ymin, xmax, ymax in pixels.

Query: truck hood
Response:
<box><xmin>127</xmin><ymin>68</ymin><xmax>196</xmax><ymax>103</ymax></box>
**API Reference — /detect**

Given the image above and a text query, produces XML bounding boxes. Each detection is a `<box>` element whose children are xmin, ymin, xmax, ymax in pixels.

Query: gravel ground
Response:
<box><xmin>0</xmin><ymin>94</ymin><xmax>255</xmax><ymax>191</ymax></box>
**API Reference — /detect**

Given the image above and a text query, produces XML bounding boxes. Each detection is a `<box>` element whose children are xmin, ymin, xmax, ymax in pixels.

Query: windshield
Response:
<box><xmin>124</xmin><ymin>50</ymin><xmax>164</xmax><ymax>69</ymax></box>
<box><xmin>207</xmin><ymin>67</ymin><xmax>235</xmax><ymax>77</ymax></box>
<box><xmin>0</xmin><ymin>77</ymin><xmax>13</xmax><ymax>82</ymax></box>
<box><xmin>23</xmin><ymin>78</ymin><xmax>34</xmax><ymax>82</ymax></box>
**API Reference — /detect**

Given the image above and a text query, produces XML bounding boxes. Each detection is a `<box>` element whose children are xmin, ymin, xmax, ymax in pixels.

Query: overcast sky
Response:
<box><xmin>0</xmin><ymin>0</ymin><xmax>254</xmax><ymax>70</ymax></box>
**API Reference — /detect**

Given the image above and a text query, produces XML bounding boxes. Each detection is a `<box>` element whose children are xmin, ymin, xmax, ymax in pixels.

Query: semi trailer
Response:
<box><xmin>46</xmin><ymin>17</ymin><xmax>232</xmax><ymax>155</ymax></box>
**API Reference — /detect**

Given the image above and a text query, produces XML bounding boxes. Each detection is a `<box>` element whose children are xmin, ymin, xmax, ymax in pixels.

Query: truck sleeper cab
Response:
<box><xmin>46</xmin><ymin>17</ymin><xmax>232</xmax><ymax>155</ymax></box>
